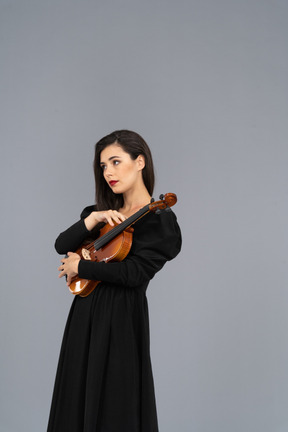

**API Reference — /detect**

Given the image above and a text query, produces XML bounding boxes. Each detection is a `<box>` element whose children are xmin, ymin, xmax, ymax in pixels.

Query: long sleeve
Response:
<box><xmin>78</xmin><ymin>209</ymin><xmax>182</xmax><ymax>288</ymax></box>
<box><xmin>54</xmin><ymin>205</ymin><xmax>97</xmax><ymax>254</ymax></box>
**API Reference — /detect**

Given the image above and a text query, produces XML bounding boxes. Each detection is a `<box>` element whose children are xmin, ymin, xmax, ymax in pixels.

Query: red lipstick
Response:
<box><xmin>109</xmin><ymin>180</ymin><xmax>118</xmax><ymax>186</ymax></box>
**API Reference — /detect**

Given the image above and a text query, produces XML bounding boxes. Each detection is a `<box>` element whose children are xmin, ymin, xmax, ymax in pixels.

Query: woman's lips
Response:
<box><xmin>109</xmin><ymin>180</ymin><xmax>118</xmax><ymax>186</ymax></box>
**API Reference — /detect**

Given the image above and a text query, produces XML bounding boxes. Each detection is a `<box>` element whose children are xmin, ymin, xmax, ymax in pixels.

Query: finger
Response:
<box><xmin>66</xmin><ymin>274</ymin><xmax>73</xmax><ymax>286</ymax></box>
<box><xmin>115</xmin><ymin>210</ymin><xmax>126</xmax><ymax>218</ymax></box>
<box><xmin>118</xmin><ymin>213</ymin><xmax>127</xmax><ymax>221</ymax></box>
<box><xmin>101</xmin><ymin>211</ymin><xmax>113</xmax><ymax>226</ymax></box>
<box><xmin>112</xmin><ymin>212</ymin><xmax>126</xmax><ymax>224</ymax></box>
<box><xmin>111</xmin><ymin>216</ymin><xmax>122</xmax><ymax>224</ymax></box>
<box><xmin>58</xmin><ymin>271</ymin><xmax>65</xmax><ymax>278</ymax></box>
<box><xmin>106</xmin><ymin>216</ymin><xmax>114</xmax><ymax>226</ymax></box>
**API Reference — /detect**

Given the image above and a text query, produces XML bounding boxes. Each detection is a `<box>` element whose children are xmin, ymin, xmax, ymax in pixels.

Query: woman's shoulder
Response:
<box><xmin>135</xmin><ymin>208</ymin><xmax>180</xmax><ymax>231</ymax></box>
<box><xmin>133</xmin><ymin>209</ymin><xmax>182</xmax><ymax>259</ymax></box>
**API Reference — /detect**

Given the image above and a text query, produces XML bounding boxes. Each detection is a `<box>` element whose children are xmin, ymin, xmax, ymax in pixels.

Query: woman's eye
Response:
<box><xmin>101</xmin><ymin>165</ymin><xmax>106</xmax><ymax>170</ymax></box>
<box><xmin>113</xmin><ymin>160</ymin><xmax>120</xmax><ymax>166</ymax></box>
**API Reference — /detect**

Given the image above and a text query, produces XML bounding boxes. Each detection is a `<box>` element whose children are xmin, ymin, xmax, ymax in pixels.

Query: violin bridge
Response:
<box><xmin>82</xmin><ymin>248</ymin><xmax>92</xmax><ymax>260</ymax></box>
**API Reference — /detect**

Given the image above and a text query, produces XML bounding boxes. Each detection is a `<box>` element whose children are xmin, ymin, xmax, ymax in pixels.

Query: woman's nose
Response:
<box><xmin>105</xmin><ymin>165</ymin><xmax>114</xmax><ymax>177</ymax></box>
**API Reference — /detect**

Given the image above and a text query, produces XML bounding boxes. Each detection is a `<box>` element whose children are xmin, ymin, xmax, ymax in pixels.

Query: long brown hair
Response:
<box><xmin>94</xmin><ymin>130</ymin><xmax>155</xmax><ymax>210</ymax></box>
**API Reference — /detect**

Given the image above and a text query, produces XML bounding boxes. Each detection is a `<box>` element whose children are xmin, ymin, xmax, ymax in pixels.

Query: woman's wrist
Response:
<box><xmin>84</xmin><ymin>212</ymin><xmax>98</xmax><ymax>231</ymax></box>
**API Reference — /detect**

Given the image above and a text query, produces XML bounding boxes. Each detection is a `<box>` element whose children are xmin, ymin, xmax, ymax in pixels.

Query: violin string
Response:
<box><xmin>95</xmin><ymin>218</ymin><xmax>134</xmax><ymax>246</ymax></box>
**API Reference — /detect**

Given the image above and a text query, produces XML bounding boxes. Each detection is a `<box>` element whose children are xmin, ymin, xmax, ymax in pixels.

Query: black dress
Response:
<box><xmin>47</xmin><ymin>206</ymin><xmax>181</xmax><ymax>432</ymax></box>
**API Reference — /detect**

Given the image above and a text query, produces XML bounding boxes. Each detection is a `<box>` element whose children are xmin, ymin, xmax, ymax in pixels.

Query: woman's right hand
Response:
<box><xmin>84</xmin><ymin>210</ymin><xmax>127</xmax><ymax>231</ymax></box>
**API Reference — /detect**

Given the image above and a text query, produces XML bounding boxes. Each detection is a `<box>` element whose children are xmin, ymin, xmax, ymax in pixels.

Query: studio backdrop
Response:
<box><xmin>1</xmin><ymin>1</ymin><xmax>288</xmax><ymax>431</ymax></box>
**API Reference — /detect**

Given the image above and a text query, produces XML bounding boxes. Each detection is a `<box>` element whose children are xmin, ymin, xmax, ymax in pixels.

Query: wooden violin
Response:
<box><xmin>69</xmin><ymin>192</ymin><xmax>177</xmax><ymax>297</ymax></box>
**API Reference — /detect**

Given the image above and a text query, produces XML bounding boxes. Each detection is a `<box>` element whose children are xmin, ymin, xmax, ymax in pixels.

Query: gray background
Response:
<box><xmin>1</xmin><ymin>0</ymin><xmax>287</xmax><ymax>431</ymax></box>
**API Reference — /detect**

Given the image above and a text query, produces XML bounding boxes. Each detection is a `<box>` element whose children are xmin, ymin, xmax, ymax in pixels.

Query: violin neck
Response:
<box><xmin>93</xmin><ymin>204</ymin><xmax>150</xmax><ymax>251</ymax></box>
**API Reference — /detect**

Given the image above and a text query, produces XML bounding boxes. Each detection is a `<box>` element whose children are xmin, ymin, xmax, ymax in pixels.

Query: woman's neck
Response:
<box><xmin>120</xmin><ymin>185</ymin><xmax>151</xmax><ymax>217</ymax></box>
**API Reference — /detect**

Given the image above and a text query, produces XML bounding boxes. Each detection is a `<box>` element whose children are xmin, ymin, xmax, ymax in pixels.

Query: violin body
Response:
<box><xmin>69</xmin><ymin>224</ymin><xmax>134</xmax><ymax>297</ymax></box>
<box><xmin>67</xmin><ymin>193</ymin><xmax>177</xmax><ymax>297</ymax></box>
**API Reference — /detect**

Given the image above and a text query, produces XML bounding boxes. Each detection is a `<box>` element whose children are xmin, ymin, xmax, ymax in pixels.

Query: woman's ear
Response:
<box><xmin>137</xmin><ymin>155</ymin><xmax>145</xmax><ymax>171</ymax></box>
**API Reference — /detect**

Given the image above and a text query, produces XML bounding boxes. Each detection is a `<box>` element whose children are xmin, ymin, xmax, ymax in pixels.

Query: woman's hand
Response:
<box><xmin>84</xmin><ymin>210</ymin><xmax>127</xmax><ymax>231</ymax></box>
<box><xmin>58</xmin><ymin>252</ymin><xmax>81</xmax><ymax>286</ymax></box>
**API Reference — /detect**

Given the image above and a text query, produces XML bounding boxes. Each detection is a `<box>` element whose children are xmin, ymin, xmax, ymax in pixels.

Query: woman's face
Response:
<box><xmin>100</xmin><ymin>143</ymin><xmax>144</xmax><ymax>195</ymax></box>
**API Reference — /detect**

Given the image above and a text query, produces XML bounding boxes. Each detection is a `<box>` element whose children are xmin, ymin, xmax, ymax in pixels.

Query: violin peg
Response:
<box><xmin>159</xmin><ymin>194</ymin><xmax>164</xmax><ymax>200</ymax></box>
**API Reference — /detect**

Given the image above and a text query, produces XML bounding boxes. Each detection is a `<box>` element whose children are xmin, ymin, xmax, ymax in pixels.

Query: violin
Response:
<box><xmin>69</xmin><ymin>193</ymin><xmax>177</xmax><ymax>297</ymax></box>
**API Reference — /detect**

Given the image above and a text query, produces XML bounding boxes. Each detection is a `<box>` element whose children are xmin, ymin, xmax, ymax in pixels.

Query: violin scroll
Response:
<box><xmin>149</xmin><ymin>193</ymin><xmax>177</xmax><ymax>213</ymax></box>
<box><xmin>161</xmin><ymin>193</ymin><xmax>177</xmax><ymax>207</ymax></box>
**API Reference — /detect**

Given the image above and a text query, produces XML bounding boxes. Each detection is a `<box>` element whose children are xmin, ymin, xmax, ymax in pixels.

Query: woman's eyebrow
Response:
<box><xmin>100</xmin><ymin>156</ymin><xmax>121</xmax><ymax>165</ymax></box>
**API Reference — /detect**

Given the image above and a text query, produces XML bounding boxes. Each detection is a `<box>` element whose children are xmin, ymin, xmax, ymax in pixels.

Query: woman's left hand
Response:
<box><xmin>58</xmin><ymin>252</ymin><xmax>81</xmax><ymax>286</ymax></box>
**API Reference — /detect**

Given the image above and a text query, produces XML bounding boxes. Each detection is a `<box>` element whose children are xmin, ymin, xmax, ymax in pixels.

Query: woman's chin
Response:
<box><xmin>110</xmin><ymin>186</ymin><xmax>123</xmax><ymax>194</ymax></box>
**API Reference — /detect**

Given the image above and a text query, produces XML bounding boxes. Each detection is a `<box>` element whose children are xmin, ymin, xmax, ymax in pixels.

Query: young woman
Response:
<box><xmin>47</xmin><ymin>130</ymin><xmax>182</xmax><ymax>432</ymax></box>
